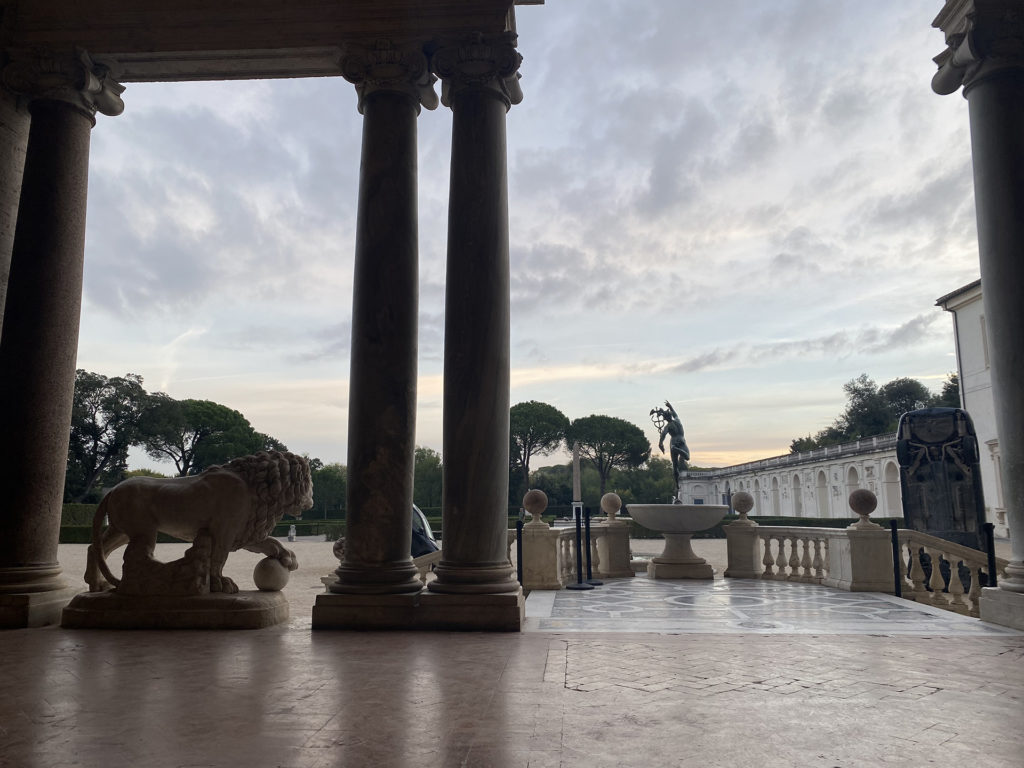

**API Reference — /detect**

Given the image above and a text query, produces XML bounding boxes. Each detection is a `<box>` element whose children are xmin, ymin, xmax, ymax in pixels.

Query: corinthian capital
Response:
<box><xmin>2</xmin><ymin>49</ymin><xmax>125</xmax><ymax>120</ymax></box>
<box><xmin>340</xmin><ymin>40</ymin><xmax>438</xmax><ymax>114</ymax></box>
<box><xmin>932</xmin><ymin>0</ymin><xmax>1024</xmax><ymax>95</ymax></box>
<box><xmin>431</xmin><ymin>33</ymin><xmax>523</xmax><ymax>110</ymax></box>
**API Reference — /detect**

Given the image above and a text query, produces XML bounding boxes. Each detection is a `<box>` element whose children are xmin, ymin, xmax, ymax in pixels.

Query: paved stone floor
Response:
<box><xmin>1</xmin><ymin>542</ymin><xmax>1022</xmax><ymax>767</ymax></box>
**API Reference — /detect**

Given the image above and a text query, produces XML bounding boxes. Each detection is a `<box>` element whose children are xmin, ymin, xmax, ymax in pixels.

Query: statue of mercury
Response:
<box><xmin>651</xmin><ymin>400</ymin><xmax>690</xmax><ymax>482</ymax></box>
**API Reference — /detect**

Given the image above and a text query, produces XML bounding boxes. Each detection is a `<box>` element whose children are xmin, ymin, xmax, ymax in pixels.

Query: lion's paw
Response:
<box><xmin>280</xmin><ymin>550</ymin><xmax>298</xmax><ymax>571</ymax></box>
<box><xmin>211</xmin><ymin>575</ymin><xmax>239</xmax><ymax>594</ymax></box>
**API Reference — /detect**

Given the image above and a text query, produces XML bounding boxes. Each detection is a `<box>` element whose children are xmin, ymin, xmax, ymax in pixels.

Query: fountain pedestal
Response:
<box><xmin>649</xmin><ymin>533</ymin><xmax>715</xmax><ymax>579</ymax></box>
<box><xmin>628</xmin><ymin>504</ymin><xmax>728</xmax><ymax>580</ymax></box>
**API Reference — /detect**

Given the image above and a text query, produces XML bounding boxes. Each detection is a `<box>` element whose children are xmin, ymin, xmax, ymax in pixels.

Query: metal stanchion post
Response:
<box><xmin>584</xmin><ymin>507</ymin><xmax>602</xmax><ymax>586</ymax></box>
<box><xmin>566</xmin><ymin>503</ymin><xmax>593</xmax><ymax>591</ymax></box>
<box><xmin>889</xmin><ymin>520</ymin><xmax>902</xmax><ymax>598</ymax></box>
<box><xmin>983</xmin><ymin>521</ymin><xmax>998</xmax><ymax>588</ymax></box>
<box><xmin>516</xmin><ymin>519</ymin><xmax>524</xmax><ymax>586</ymax></box>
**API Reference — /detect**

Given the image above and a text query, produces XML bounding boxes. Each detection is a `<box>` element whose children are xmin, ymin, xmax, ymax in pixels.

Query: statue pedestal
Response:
<box><xmin>61</xmin><ymin>590</ymin><xmax>289</xmax><ymax>629</ymax></box>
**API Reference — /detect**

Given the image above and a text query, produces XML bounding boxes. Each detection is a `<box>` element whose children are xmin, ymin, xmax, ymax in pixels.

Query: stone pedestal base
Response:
<box><xmin>596</xmin><ymin>523</ymin><xmax>634</xmax><ymax>578</ymax></box>
<box><xmin>0</xmin><ymin>586</ymin><xmax>80</xmax><ymax>628</ymax></box>
<box><xmin>647</xmin><ymin>560</ymin><xmax>714</xmax><ymax>579</ymax></box>
<box><xmin>312</xmin><ymin>588</ymin><xmax>524</xmax><ymax>631</ymax></box>
<box><xmin>822</xmin><ymin>528</ymin><xmax>893</xmax><ymax>593</ymax></box>
<box><xmin>61</xmin><ymin>590</ymin><xmax>289</xmax><ymax>629</ymax></box>
<box><xmin>979</xmin><ymin>587</ymin><xmax>1024</xmax><ymax>631</ymax></box>
<box><xmin>646</xmin><ymin>533</ymin><xmax>716</xmax><ymax>580</ymax></box>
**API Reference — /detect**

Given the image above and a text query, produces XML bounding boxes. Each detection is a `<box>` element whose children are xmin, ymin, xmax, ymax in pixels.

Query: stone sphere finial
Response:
<box><xmin>523</xmin><ymin>488</ymin><xmax>548</xmax><ymax>526</ymax></box>
<box><xmin>732</xmin><ymin>491</ymin><xmax>754</xmax><ymax>517</ymax></box>
<box><xmin>848</xmin><ymin>488</ymin><xmax>880</xmax><ymax>529</ymax></box>
<box><xmin>600</xmin><ymin>492</ymin><xmax>622</xmax><ymax>522</ymax></box>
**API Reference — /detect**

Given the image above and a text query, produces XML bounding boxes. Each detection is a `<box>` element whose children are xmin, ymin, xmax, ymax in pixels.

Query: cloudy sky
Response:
<box><xmin>78</xmin><ymin>1</ymin><xmax>979</xmax><ymax>472</ymax></box>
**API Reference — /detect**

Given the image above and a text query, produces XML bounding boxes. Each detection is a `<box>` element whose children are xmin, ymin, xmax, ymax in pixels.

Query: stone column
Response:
<box><xmin>0</xmin><ymin>51</ymin><xmax>124</xmax><ymax>627</ymax></box>
<box><xmin>0</xmin><ymin>89</ymin><xmax>30</xmax><ymax>333</ymax></box>
<box><xmin>932</xmin><ymin>1</ymin><xmax>1024</xmax><ymax>628</ymax></box>
<box><xmin>330</xmin><ymin>42</ymin><xmax>438</xmax><ymax>596</ymax></box>
<box><xmin>427</xmin><ymin>34</ymin><xmax>523</xmax><ymax>602</ymax></box>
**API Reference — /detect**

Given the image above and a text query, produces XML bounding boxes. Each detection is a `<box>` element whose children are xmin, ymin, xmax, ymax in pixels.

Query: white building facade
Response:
<box><xmin>678</xmin><ymin>434</ymin><xmax>902</xmax><ymax>520</ymax></box>
<box><xmin>936</xmin><ymin>280</ymin><xmax>1007</xmax><ymax>537</ymax></box>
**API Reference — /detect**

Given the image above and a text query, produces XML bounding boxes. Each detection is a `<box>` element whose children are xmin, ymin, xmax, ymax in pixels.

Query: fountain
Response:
<box><xmin>628</xmin><ymin>503</ymin><xmax>728</xmax><ymax>578</ymax></box>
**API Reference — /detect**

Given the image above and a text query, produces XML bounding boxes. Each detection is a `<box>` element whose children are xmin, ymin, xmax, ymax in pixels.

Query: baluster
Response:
<box><xmin>761</xmin><ymin>534</ymin><xmax>776</xmax><ymax>579</ymax></box>
<box><xmin>907</xmin><ymin>544</ymin><xmax>928</xmax><ymax>601</ymax></box>
<box><xmin>946</xmin><ymin>558</ymin><xmax>969</xmax><ymax>614</ymax></box>
<box><xmin>775</xmin><ymin>537</ymin><xmax>789</xmax><ymax>581</ymax></box>
<box><xmin>896</xmin><ymin>540</ymin><xmax>910</xmax><ymax>594</ymax></box>
<box><xmin>811</xmin><ymin>538</ymin><xmax>824</xmax><ymax>581</ymax></box>
<box><xmin>967</xmin><ymin>565</ymin><xmax>983</xmax><ymax>618</ymax></box>
<box><xmin>787</xmin><ymin>536</ymin><xmax>801</xmax><ymax>581</ymax></box>
<box><xmin>798</xmin><ymin>537</ymin><xmax>814</xmax><ymax>583</ymax></box>
<box><xmin>926</xmin><ymin>547</ymin><xmax>948</xmax><ymax>608</ymax></box>
<box><xmin>590</xmin><ymin>535</ymin><xmax>601</xmax><ymax>579</ymax></box>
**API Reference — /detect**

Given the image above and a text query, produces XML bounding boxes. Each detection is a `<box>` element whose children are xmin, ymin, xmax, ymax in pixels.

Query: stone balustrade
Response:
<box><xmin>508</xmin><ymin>490</ymin><xmax>632</xmax><ymax>592</ymax></box>
<box><xmin>896</xmin><ymin>529</ymin><xmax>1008</xmax><ymax>618</ymax></box>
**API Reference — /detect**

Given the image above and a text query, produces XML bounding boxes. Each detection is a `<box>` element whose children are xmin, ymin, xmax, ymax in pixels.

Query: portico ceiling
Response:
<box><xmin>0</xmin><ymin>0</ymin><xmax>536</xmax><ymax>81</ymax></box>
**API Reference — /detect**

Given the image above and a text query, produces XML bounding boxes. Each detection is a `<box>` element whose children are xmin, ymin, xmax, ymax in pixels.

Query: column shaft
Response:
<box><xmin>0</xmin><ymin>89</ymin><xmax>29</xmax><ymax>333</ymax></box>
<box><xmin>967</xmin><ymin>71</ymin><xmax>1024</xmax><ymax>591</ymax></box>
<box><xmin>429</xmin><ymin>86</ymin><xmax>517</xmax><ymax>595</ymax></box>
<box><xmin>332</xmin><ymin>90</ymin><xmax>422</xmax><ymax>594</ymax></box>
<box><xmin>0</xmin><ymin>99</ymin><xmax>94</xmax><ymax>594</ymax></box>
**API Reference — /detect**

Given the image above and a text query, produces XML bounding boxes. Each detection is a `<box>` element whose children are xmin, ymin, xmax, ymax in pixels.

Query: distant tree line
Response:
<box><xmin>788</xmin><ymin>373</ymin><xmax>960</xmax><ymax>453</ymax></box>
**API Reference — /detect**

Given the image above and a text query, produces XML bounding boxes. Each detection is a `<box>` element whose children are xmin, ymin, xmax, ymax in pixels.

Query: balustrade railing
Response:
<box><xmin>895</xmin><ymin>529</ymin><xmax>1008</xmax><ymax>617</ymax></box>
<box><xmin>758</xmin><ymin>527</ymin><xmax>832</xmax><ymax>583</ymax></box>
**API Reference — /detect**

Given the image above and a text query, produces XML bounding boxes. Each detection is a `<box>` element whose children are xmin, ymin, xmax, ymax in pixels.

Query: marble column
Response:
<box><xmin>932</xmin><ymin>1</ymin><xmax>1024</xmax><ymax>627</ymax></box>
<box><xmin>0</xmin><ymin>51</ymin><xmax>124</xmax><ymax>627</ymax></box>
<box><xmin>328</xmin><ymin>42</ymin><xmax>437</xmax><ymax>595</ymax></box>
<box><xmin>428</xmin><ymin>34</ymin><xmax>523</xmax><ymax>597</ymax></box>
<box><xmin>0</xmin><ymin>89</ymin><xmax>29</xmax><ymax>334</ymax></box>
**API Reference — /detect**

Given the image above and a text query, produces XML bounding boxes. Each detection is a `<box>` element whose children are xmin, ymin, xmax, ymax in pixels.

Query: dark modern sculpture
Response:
<box><xmin>897</xmin><ymin>407</ymin><xmax>986</xmax><ymax>549</ymax></box>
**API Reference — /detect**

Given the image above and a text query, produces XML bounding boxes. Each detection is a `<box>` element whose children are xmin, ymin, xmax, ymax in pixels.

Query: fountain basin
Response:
<box><xmin>627</xmin><ymin>504</ymin><xmax>728</xmax><ymax>579</ymax></box>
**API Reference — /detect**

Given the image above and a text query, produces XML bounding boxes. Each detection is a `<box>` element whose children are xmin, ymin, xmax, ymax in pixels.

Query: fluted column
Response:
<box><xmin>428</xmin><ymin>34</ymin><xmax>523</xmax><ymax>595</ymax></box>
<box><xmin>0</xmin><ymin>50</ymin><xmax>124</xmax><ymax>627</ymax></box>
<box><xmin>329</xmin><ymin>41</ymin><xmax>437</xmax><ymax>595</ymax></box>
<box><xmin>933</xmin><ymin>2</ymin><xmax>1024</xmax><ymax>618</ymax></box>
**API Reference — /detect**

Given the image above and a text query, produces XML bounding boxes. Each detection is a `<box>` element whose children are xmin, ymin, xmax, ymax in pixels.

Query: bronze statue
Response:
<box><xmin>650</xmin><ymin>400</ymin><xmax>690</xmax><ymax>481</ymax></box>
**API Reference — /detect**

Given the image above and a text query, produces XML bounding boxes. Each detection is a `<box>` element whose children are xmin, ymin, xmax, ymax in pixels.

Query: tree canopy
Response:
<box><xmin>509</xmin><ymin>401</ymin><xmax>569</xmax><ymax>501</ymax></box>
<box><xmin>65</xmin><ymin>370</ymin><xmax>149</xmax><ymax>502</ymax></box>
<box><xmin>790</xmin><ymin>372</ymin><xmax>961</xmax><ymax>453</ymax></box>
<box><xmin>414</xmin><ymin>446</ymin><xmax>443</xmax><ymax>508</ymax></box>
<box><xmin>138</xmin><ymin>397</ymin><xmax>286</xmax><ymax>476</ymax></box>
<box><xmin>568</xmin><ymin>414</ymin><xmax>651</xmax><ymax>495</ymax></box>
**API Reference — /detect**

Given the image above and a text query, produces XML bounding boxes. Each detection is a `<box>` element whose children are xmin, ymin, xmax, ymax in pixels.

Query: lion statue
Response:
<box><xmin>85</xmin><ymin>450</ymin><xmax>313</xmax><ymax>595</ymax></box>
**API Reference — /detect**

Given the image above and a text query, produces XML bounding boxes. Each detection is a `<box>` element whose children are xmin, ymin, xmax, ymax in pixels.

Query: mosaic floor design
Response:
<box><xmin>524</xmin><ymin>577</ymin><xmax>1023</xmax><ymax>635</ymax></box>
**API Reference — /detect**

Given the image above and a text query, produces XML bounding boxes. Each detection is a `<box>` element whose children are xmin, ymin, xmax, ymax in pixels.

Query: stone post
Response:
<box><xmin>518</xmin><ymin>489</ymin><xmax>562</xmax><ymax>591</ymax></box>
<box><xmin>823</xmin><ymin>490</ymin><xmax>893</xmax><ymax>593</ymax></box>
<box><xmin>932</xmin><ymin>1</ymin><xmax>1024</xmax><ymax>628</ymax></box>
<box><xmin>322</xmin><ymin>42</ymin><xmax>436</xmax><ymax>599</ymax></box>
<box><xmin>595</xmin><ymin>492</ymin><xmax>633</xmax><ymax>578</ymax></box>
<box><xmin>426</xmin><ymin>34</ymin><xmax>523</xmax><ymax>601</ymax></box>
<box><xmin>0</xmin><ymin>51</ymin><xmax>124</xmax><ymax>628</ymax></box>
<box><xmin>724</xmin><ymin>491</ymin><xmax>763</xmax><ymax>579</ymax></box>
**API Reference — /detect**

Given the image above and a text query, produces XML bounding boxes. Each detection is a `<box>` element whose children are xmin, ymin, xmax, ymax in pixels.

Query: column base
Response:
<box><xmin>312</xmin><ymin>587</ymin><xmax>524</xmax><ymax>631</ymax></box>
<box><xmin>979</xmin><ymin>586</ymin><xmax>1024</xmax><ymax>631</ymax></box>
<box><xmin>60</xmin><ymin>590</ymin><xmax>289</xmax><ymax>630</ymax></box>
<box><xmin>428</xmin><ymin>562</ymin><xmax>520</xmax><ymax>594</ymax></box>
<box><xmin>329</xmin><ymin>561</ymin><xmax>423</xmax><ymax>595</ymax></box>
<box><xmin>0</xmin><ymin>585</ymin><xmax>80</xmax><ymax>628</ymax></box>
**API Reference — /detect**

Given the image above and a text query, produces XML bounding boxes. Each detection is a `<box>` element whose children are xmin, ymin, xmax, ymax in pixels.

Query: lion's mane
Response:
<box><xmin>215</xmin><ymin>450</ymin><xmax>313</xmax><ymax>550</ymax></box>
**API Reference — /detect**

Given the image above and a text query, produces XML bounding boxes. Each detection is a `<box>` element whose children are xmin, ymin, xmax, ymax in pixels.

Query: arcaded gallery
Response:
<box><xmin>0</xmin><ymin>2</ymin><xmax>1022</xmax><ymax>766</ymax></box>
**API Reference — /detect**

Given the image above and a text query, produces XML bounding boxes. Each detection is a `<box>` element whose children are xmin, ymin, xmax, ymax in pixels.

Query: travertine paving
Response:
<box><xmin>526</xmin><ymin>577</ymin><xmax>1023</xmax><ymax>635</ymax></box>
<box><xmin>1</xmin><ymin>542</ymin><xmax>1021</xmax><ymax>767</ymax></box>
